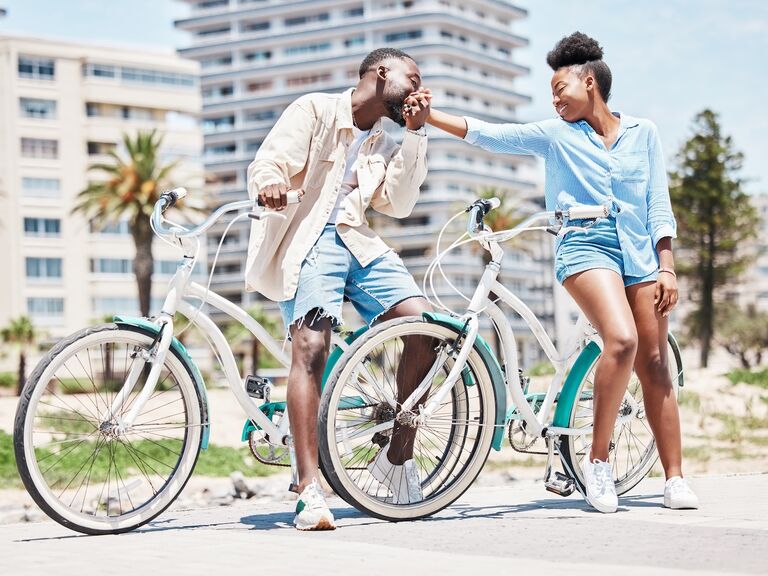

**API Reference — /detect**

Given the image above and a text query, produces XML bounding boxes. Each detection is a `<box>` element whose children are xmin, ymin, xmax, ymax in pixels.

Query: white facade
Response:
<box><xmin>176</xmin><ymin>0</ymin><xmax>556</xmax><ymax>366</ymax></box>
<box><xmin>0</xmin><ymin>34</ymin><xmax>203</xmax><ymax>340</ymax></box>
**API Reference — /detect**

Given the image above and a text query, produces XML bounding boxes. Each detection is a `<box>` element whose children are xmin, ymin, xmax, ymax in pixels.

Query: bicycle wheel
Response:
<box><xmin>14</xmin><ymin>323</ymin><xmax>204</xmax><ymax>535</ymax></box>
<box><xmin>559</xmin><ymin>334</ymin><xmax>683</xmax><ymax>495</ymax></box>
<box><xmin>319</xmin><ymin>317</ymin><xmax>498</xmax><ymax>521</ymax></box>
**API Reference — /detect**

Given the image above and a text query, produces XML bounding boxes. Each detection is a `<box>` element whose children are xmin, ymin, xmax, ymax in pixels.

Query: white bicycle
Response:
<box><xmin>318</xmin><ymin>198</ymin><xmax>684</xmax><ymax>520</ymax></box>
<box><xmin>13</xmin><ymin>187</ymin><xmax>353</xmax><ymax>535</ymax></box>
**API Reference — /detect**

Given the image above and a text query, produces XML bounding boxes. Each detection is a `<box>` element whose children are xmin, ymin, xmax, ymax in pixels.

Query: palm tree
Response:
<box><xmin>225</xmin><ymin>305</ymin><xmax>282</xmax><ymax>376</ymax></box>
<box><xmin>1</xmin><ymin>316</ymin><xmax>36</xmax><ymax>395</ymax></box>
<box><xmin>72</xmin><ymin>130</ymin><xmax>178</xmax><ymax>317</ymax></box>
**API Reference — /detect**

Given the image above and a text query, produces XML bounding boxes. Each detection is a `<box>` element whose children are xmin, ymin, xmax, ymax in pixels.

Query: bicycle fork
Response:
<box><xmin>107</xmin><ymin>318</ymin><xmax>175</xmax><ymax>432</ymax></box>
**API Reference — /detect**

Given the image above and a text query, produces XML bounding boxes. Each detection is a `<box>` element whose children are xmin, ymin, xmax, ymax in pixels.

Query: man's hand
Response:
<box><xmin>258</xmin><ymin>182</ymin><xmax>289</xmax><ymax>211</ymax></box>
<box><xmin>403</xmin><ymin>88</ymin><xmax>432</xmax><ymax>131</ymax></box>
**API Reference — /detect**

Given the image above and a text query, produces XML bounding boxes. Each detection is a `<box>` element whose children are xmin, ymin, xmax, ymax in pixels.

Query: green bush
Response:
<box><xmin>726</xmin><ymin>367</ymin><xmax>768</xmax><ymax>389</ymax></box>
<box><xmin>0</xmin><ymin>372</ymin><xmax>16</xmax><ymax>389</ymax></box>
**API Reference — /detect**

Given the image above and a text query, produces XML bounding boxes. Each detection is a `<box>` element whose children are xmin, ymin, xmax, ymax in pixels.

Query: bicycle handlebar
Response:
<box><xmin>151</xmin><ymin>188</ymin><xmax>303</xmax><ymax>239</ymax></box>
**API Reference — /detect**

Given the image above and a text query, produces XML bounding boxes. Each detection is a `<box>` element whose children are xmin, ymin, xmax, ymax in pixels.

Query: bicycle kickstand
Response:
<box><xmin>543</xmin><ymin>435</ymin><xmax>576</xmax><ymax>497</ymax></box>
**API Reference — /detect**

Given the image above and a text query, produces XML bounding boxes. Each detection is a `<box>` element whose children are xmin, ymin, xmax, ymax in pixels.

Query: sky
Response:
<box><xmin>0</xmin><ymin>0</ymin><xmax>765</xmax><ymax>193</ymax></box>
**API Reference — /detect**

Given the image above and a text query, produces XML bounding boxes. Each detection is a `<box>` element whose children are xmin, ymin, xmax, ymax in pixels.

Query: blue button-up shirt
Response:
<box><xmin>464</xmin><ymin>113</ymin><xmax>676</xmax><ymax>277</ymax></box>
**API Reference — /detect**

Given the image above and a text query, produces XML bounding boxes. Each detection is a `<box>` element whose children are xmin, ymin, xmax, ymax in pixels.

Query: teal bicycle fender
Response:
<box><xmin>321</xmin><ymin>325</ymin><xmax>370</xmax><ymax>390</ymax></box>
<box><xmin>552</xmin><ymin>340</ymin><xmax>601</xmax><ymax>428</ymax></box>
<box><xmin>113</xmin><ymin>316</ymin><xmax>210</xmax><ymax>450</ymax></box>
<box><xmin>423</xmin><ymin>312</ymin><xmax>507</xmax><ymax>451</ymax></box>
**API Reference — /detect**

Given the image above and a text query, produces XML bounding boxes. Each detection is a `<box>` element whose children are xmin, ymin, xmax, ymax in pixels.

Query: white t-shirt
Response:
<box><xmin>328</xmin><ymin>126</ymin><xmax>370</xmax><ymax>224</ymax></box>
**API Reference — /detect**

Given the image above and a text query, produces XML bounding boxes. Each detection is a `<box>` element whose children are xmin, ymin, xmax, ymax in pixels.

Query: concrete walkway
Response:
<box><xmin>0</xmin><ymin>473</ymin><xmax>765</xmax><ymax>575</ymax></box>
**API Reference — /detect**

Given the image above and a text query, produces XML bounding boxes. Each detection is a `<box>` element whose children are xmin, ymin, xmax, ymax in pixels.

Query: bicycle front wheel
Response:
<box><xmin>14</xmin><ymin>324</ymin><xmax>204</xmax><ymax>534</ymax></box>
<box><xmin>559</xmin><ymin>333</ymin><xmax>683</xmax><ymax>495</ymax></box>
<box><xmin>318</xmin><ymin>317</ymin><xmax>498</xmax><ymax>521</ymax></box>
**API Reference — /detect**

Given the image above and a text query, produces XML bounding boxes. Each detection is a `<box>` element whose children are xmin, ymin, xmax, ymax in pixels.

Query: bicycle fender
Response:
<box><xmin>552</xmin><ymin>340</ymin><xmax>601</xmax><ymax>428</ymax></box>
<box><xmin>422</xmin><ymin>312</ymin><xmax>507</xmax><ymax>451</ymax></box>
<box><xmin>321</xmin><ymin>325</ymin><xmax>370</xmax><ymax>390</ymax></box>
<box><xmin>113</xmin><ymin>316</ymin><xmax>210</xmax><ymax>450</ymax></box>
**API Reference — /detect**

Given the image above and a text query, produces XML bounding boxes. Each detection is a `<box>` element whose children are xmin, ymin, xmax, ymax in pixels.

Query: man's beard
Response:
<box><xmin>384</xmin><ymin>88</ymin><xmax>410</xmax><ymax>127</ymax></box>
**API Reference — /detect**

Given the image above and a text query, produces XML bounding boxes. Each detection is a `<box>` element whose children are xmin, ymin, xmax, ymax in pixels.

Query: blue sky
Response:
<box><xmin>1</xmin><ymin>0</ymin><xmax>765</xmax><ymax>193</ymax></box>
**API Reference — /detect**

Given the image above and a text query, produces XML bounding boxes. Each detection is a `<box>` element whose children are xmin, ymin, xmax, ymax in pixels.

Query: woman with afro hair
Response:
<box><xmin>420</xmin><ymin>32</ymin><xmax>698</xmax><ymax>513</ymax></box>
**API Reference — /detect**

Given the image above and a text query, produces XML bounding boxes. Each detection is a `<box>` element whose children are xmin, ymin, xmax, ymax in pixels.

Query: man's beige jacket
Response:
<box><xmin>245</xmin><ymin>88</ymin><xmax>428</xmax><ymax>301</ymax></box>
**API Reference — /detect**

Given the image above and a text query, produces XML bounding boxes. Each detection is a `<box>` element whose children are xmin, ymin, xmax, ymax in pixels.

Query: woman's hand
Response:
<box><xmin>403</xmin><ymin>88</ymin><xmax>432</xmax><ymax>130</ymax></box>
<box><xmin>655</xmin><ymin>271</ymin><xmax>678</xmax><ymax>318</ymax></box>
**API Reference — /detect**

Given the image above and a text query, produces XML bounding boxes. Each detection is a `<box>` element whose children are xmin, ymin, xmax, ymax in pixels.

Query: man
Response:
<box><xmin>246</xmin><ymin>48</ymin><xmax>433</xmax><ymax>530</ymax></box>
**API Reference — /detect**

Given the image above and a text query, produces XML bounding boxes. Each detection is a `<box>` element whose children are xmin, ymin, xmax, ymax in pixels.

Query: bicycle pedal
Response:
<box><xmin>544</xmin><ymin>472</ymin><xmax>576</xmax><ymax>497</ymax></box>
<box><xmin>245</xmin><ymin>375</ymin><xmax>272</xmax><ymax>400</ymax></box>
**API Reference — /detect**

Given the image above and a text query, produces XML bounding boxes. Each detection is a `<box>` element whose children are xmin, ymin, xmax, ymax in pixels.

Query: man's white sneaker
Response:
<box><xmin>367</xmin><ymin>444</ymin><xmax>424</xmax><ymax>504</ymax></box>
<box><xmin>582</xmin><ymin>457</ymin><xmax>618</xmax><ymax>513</ymax></box>
<box><xmin>664</xmin><ymin>476</ymin><xmax>699</xmax><ymax>509</ymax></box>
<box><xmin>294</xmin><ymin>479</ymin><xmax>336</xmax><ymax>530</ymax></box>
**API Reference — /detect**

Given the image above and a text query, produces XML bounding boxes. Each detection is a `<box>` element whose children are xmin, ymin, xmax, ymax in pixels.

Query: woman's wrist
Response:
<box><xmin>658</xmin><ymin>267</ymin><xmax>676</xmax><ymax>278</ymax></box>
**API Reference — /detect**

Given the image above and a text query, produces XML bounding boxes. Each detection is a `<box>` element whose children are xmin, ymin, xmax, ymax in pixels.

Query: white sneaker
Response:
<box><xmin>294</xmin><ymin>478</ymin><xmax>336</xmax><ymax>530</ymax></box>
<box><xmin>367</xmin><ymin>444</ymin><xmax>424</xmax><ymax>504</ymax></box>
<box><xmin>582</xmin><ymin>457</ymin><xmax>618</xmax><ymax>513</ymax></box>
<box><xmin>664</xmin><ymin>476</ymin><xmax>699</xmax><ymax>509</ymax></box>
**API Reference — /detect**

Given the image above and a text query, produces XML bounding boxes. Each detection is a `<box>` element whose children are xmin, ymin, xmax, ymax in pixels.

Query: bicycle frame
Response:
<box><xmin>407</xmin><ymin>209</ymin><xmax>637</xmax><ymax>442</ymax></box>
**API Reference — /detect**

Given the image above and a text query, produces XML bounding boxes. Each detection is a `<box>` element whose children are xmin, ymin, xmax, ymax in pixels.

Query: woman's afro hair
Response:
<box><xmin>546</xmin><ymin>32</ymin><xmax>612</xmax><ymax>102</ymax></box>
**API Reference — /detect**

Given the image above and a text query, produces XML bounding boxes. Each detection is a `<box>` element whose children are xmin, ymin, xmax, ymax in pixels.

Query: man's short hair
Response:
<box><xmin>359</xmin><ymin>47</ymin><xmax>414</xmax><ymax>78</ymax></box>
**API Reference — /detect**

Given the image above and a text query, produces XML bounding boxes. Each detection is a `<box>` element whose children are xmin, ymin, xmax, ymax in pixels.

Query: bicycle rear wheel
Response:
<box><xmin>559</xmin><ymin>334</ymin><xmax>683</xmax><ymax>495</ymax></box>
<box><xmin>318</xmin><ymin>317</ymin><xmax>498</xmax><ymax>521</ymax></box>
<box><xmin>14</xmin><ymin>324</ymin><xmax>203</xmax><ymax>534</ymax></box>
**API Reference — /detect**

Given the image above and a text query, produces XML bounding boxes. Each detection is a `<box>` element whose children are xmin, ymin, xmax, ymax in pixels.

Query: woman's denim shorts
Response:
<box><xmin>554</xmin><ymin>217</ymin><xmax>658</xmax><ymax>287</ymax></box>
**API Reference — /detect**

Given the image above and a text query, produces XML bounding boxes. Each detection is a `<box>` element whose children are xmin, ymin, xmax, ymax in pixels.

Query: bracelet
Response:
<box><xmin>406</xmin><ymin>126</ymin><xmax>426</xmax><ymax>136</ymax></box>
<box><xmin>658</xmin><ymin>267</ymin><xmax>676</xmax><ymax>278</ymax></box>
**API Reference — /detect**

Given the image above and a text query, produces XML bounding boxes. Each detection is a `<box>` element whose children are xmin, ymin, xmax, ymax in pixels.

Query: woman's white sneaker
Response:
<box><xmin>664</xmin><ymin>476</ymin><xmax>699</xmax><ymax>509</ymax></box>
<box><xmin>582</xmin><ymin>458</ymin><xmax>618</xmax><ymax>513</ymax></box>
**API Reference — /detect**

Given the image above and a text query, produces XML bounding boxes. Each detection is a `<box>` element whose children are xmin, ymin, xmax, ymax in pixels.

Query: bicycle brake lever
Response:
<box><xmin>247</xmin><ymin>211</ymin><xmax>287</xmax><ymax>221</ymax></box>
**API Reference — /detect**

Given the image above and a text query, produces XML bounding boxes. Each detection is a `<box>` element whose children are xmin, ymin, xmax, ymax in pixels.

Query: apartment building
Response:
<box><xmin>0</xmin><ymin>34</ymin><xmax>202</xmax><ymax>339</ymax></box>
<box><xmin>176</xmin><ymin>0</ymin><xmax>555</xmax><ymax>365</ymax></box>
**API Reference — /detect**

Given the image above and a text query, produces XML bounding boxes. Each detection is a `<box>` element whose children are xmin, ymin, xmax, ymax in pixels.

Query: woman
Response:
<box><xmin>420</xmin><ymin>32</ymin><xmax>698</xmax><ymax>513</ymax></box>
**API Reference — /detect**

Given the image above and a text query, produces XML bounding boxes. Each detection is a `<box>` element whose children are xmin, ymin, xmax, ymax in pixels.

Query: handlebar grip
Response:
<box><xmin>160</xmin><ymin>187</ymin><xmax>188</xmax><ymax>211</ymax></box>
<box><xmin>566</xmin><ymin>205</ymin><xmax>609</xmax><ymax>220</ymax></box>
<box><xmin>255</xmin><ymin>189</ymin><xmax>304</xmax><ymax>207</ymax></box>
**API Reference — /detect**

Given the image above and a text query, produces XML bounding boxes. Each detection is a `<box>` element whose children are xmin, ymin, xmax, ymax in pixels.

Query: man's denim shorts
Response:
<box><xmin>279</xmin><ymin>224</ymin><xmax>424</xmax><ymax>331</ymax></box>
<box><xmin>554</xmin><ymin>217</ymin><xmax>658</xmax><ymax>287</ymax></box>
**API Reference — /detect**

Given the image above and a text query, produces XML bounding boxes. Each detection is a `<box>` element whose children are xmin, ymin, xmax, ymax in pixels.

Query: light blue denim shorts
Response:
<box><xmin>555</xmin><ymin>217</ymin><xmax>658</xmax><ymax>287</ymax></box>
<box><xmin>279</xmin><ymin>224</ymin><xmax>423</xmax><ymax>331</ymax></box>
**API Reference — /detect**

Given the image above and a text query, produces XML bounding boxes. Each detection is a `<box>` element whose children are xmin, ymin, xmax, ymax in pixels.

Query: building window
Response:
<box><xmin>241</xmin><ymin>20</ymin><xmax>270</xmax><ymax>32</ymax></box>
<box><xmin>26</xmin><ymin>257</ymin><xmax>62</xmax><ymax>279</ymax></box>
<box><xmin>21</xmin><ymin>138</ymin><xmax>58</xmax><ymax>159</ymax></box>
<box><xmin>197</xmin><ymin>0</ymin><xmax>229</xmax><ymax>8</ymax></box>
<box><xmin>243</xmin><ymin>50</ymin><xmax>272</xmax><ymax>62</ymax></box>
<box><xmin>28</xmin><ymin>297</ymin><xmax>64</xmax><ymax>317</ymax></box>
<box><xmin>285</xmin><ymin>12</ymin><xmax>329</xmax><ymax>27</ymax></box>
<box><xmin>201</xmin><ymin>54</ymin><xmax>233</xmax><ymax>69</ymax></box>
<box><xmin>344</xmin><ymin>36</ymin><xmax>365</xmax><ymax>48</ymax></box>
<box><xmin>286</xmin><ymin>73</ymin><xmax>332</xmax><ymax>87</ymax></box>
<box><xmin>90</xmin><ymin>258</ymin><xmax>132</xmax><ymax>274</ymax></box>
<box><xmin>202</xmin><ymin>84</ymin><xmax>234</xmax><ymax>99</ymax></box>
<box><xmin>284</xmin><ymin>42</ymin><xmax>332</xmax><ymax>57</ymax></box>
<box><xmin>246</xmin><ymin>80</ymin><xmax>273</xmax><ymax>93</ymax></box>
<box><xmin>21</xmin><ymin>177</ymin><xmax>61</xmax><ymax>198</ymax></box>
<box><xmin>84</xmin><ymin>63</ymin><xmax>195</xmax><ymax>87</ymax></box>
<box><xmin>203</xmin><ymin>115</ymin><xmax>235</xmax><ymax>131</ymax></box>
<box><xmin>24</xmin><ymin>217</ymin><xmax>61</xmax><ymax>236</ymax></box>
<box><xmin>344</xmin><ymin>6</ymin><xmax>364</xmax><ymax>17</ymax></box>
<box><xmin>204</xmin><ymin>143</ymin><xmax>237</xmax><ymax>157</ymax></box>
<box><xmin>197</xmin><ymin>25</ymin><xmax>231</xmax><ymax>37</ymax></box>
<box><xmin>384</xmin><ymin>30</ymin><xmax>422</xmax><ymax>42</ymax></box>
<box><xmin>245</xmin><ymin>109</ymin><xmax>277</xmax><ymax>123</ymax></box>
<box><xmin>19</xmin><ymin>98</ymin><xmax>57</xmax><ymax>119</ymax></box>
<box><xmin>90</xmin><ymin>219</ymin><xmax>130</xmax><ymax>235</ymax></box>
<box><xmin>18</xmin><ymin>56</ymin><xmax>55</xmax><ymax>80</ymax></box>
<box><xmin>87</xmin><ymin>141</ymin><xmax>116</xmax><ymax>156</ymax></box>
